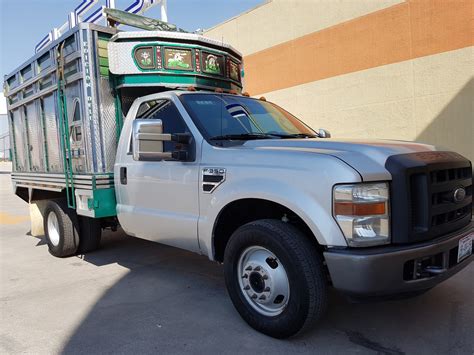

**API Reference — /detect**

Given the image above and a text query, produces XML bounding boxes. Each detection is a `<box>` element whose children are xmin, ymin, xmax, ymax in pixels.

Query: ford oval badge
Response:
<box><xmin>453</xmin><ymin>187</ymin><xmax>466</xmax><ymax>203</ymax></box>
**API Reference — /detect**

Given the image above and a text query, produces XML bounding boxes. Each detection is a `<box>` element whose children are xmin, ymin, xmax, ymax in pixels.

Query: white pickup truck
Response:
<box><xmin>4</xmin><ymin>12</ymin><xmax>473</xmax><ymax>338</ymax></box>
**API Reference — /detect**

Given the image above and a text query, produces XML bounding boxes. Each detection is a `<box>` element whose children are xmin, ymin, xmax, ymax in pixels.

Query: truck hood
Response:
<box><xmin>243</xmin><ymin>138</ymin><xmax>438</xmax><ymax>181</ymax></box>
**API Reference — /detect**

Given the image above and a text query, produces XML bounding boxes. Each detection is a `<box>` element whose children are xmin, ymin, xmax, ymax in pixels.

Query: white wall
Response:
<box><xmin>0</xmin><ymin>93</ymin><xmax>6</xmax><ymax>115</ymax></box>
<box><xmin>0</xmin><ymin>93</ymin><xmax>9</xmax><ymax>136</ymax></box>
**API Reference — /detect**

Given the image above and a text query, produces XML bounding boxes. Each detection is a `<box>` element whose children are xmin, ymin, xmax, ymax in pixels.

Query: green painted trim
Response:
<box><xmin>99</xmin><ymin>57</ymin><xmax>109</xmax><ymax>66</ymax></box>
<box><xmin>57</xmin><ymin>79</ymin><xmax>76</xmax><ymax>209</ymax></box>
<box><xmin>90</xmin><ymin>188</ymin><xmax>117</xmax><ymax>218</ymax></box>
<box><xmin>116</xmin><ymin>74</ymin><xmax>242</xmax><ymax>92</ymax></box>
<box><xmin>111</xmin><ymin>75</ymin><xmax>123</xmax><ymax>144</ymax></box>
<box><xmin>99</xmin><ymin>67</ymin><xmax>110</xmax><ymax>76</ymax></box>
<box><xmin>71</xmin><ymin>173</ymin><xmax>114</xmax><ymax>178</ymax></box>
<box><xmin>98</xmin><ymin>33</ymin><xmax>112</xmax><ymax>40</ymax></box>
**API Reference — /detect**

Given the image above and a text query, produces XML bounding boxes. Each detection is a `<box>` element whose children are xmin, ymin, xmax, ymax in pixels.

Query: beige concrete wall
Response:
<box><xmin>205</xmin><ymin>0</ymin><xmax>474</xmax><ymax>162</ymax></box>
<box><xmin>261</xmin><ymin>46</ymin><xmax>474</xmax><ymax>161</ymax></box>
<box><xmin>205</xmin><ymin>0</ymin><xmax>403</xmax><ymax>56</ymax></box>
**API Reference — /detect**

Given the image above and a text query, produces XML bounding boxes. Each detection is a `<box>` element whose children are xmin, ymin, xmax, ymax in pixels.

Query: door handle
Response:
<box><xmin>120</xmin><ymin>167</ymin><xmax>127</xmax><ymax>185</ymax></box>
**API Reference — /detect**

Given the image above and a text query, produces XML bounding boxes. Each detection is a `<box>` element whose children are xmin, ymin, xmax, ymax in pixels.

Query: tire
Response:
<box><xmin>43</xmin><ymin>199</ymin><xmax>80</xmax><ymax>257</ymax></box>
<box><xmin>78</xmin><ymin>216</ymin><xmax>102</xmax><ymax>253</ymax></box>
<box><xmin>224</xmin><ymin>219</ymin><xmax>328</xmax><ymax>338</ymax></box>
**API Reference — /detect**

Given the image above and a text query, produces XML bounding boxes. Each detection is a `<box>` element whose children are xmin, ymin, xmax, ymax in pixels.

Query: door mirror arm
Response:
<box><xmin>132</xmin><ymin>119</ymin><xmax>191</xmax><ymax>161</ymax></box>
<box><xmin>171</xmin><ymin>133</ymin><xmax>192</xmax><ymax>144</ymax></box>
<box><xmin>171</xmin><ymin>150</ymin><xmax>188</xmax><ymax>161</ymax></box>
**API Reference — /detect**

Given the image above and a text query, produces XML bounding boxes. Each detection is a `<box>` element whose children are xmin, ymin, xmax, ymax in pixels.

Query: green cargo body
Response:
<box><xmin>4</xmin><ymin>23</ymin><xmax>243</xmax><ymax>218</ymax></box>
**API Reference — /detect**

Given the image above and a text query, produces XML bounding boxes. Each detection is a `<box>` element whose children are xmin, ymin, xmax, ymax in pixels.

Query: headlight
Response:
<box><xmin>333</xmin><ymin>182</ymin><xmax>390</xmax><ymax>247</ymax></box>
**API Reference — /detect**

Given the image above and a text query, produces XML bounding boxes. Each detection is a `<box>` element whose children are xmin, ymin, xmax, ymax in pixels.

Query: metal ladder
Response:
<box><xmin>56</xmin><ymin>42</ymin><xmax>76</xmax><ymax>209</ymax></box>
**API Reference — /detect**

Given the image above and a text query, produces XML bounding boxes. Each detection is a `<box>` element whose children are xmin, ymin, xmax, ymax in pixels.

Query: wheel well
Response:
<box><xmin>213</xmin><ymin>198</ymin><xmax>320</xmax><ymax>262</ymax></box>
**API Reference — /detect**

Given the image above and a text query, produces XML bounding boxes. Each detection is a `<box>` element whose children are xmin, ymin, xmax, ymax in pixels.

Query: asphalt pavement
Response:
<box><xmin>0</xmin><ymin>162</ymin><xmax>473</xmax><ymax>354</ymax></box>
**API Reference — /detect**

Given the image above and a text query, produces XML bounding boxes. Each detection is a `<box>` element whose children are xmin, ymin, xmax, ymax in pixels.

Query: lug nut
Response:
<box><xmin>262</xmin><ymin>275</ymin><xmax>268</xmax><ymax>280</ymax></box>
<box><xmin>259</xmin><ymin>295</ymin><xmax>266</xmax><ymax>300</ymax></box>
<box><xmin>251</xmin><ymin>294</ymin><xmax>258</xmax><ymax>299</ymax></box>
<box><xmin>264</xmin><ymin>287</ymin><xmax>270</xmax><ymax>292</ymax></box>
<box><xmin>243</xmin><ymin>285</ymin><xmax>250</xmax><ymax>290</ymax></box>
<box><xmin>254</xmin><ymin>266</ymin><xmax>261</xmax><ymax>271</ymax></box>
<box><xmin>242</xmin><ymin>274</ymin><xmax>248</xmax><ymax>279</ymax></box>
<box><xmin>245</xmin><ymin>266</ymin><xmax>252</xmax><ymax>271</ymax></box>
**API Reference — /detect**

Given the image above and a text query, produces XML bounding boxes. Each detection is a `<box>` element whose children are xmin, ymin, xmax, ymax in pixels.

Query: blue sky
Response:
<box><xmin>0</xmin><ymin>0</ymin><xmax>263</xmax><ymax>77</ymax></box>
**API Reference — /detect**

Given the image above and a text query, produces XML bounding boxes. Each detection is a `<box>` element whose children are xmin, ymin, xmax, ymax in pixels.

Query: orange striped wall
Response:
<box><xmin>244</xmin><ymin>0</ymin><xmax>474</xmax><ymax>95</ymax></box>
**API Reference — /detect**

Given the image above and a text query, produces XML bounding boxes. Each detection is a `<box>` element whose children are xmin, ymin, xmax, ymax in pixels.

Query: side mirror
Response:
<box><xmin>318</xmin><ymin>128</ymin><xmax>331</xmax><ymax>138</ymax></box>
<box><xmin>132</xmin><ymin>119</ymin><xmax>191</xmax><ymax>161</ymax></box>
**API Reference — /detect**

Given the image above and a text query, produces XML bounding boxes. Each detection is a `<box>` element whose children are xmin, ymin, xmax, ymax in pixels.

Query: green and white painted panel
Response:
<box><xmin>108</xmin><ymin>31</ymin><xmax>243</xmax><ymax>91</ymax></box>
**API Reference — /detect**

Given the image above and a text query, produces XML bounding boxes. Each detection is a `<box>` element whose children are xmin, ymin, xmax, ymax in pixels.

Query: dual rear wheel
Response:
<box><xmin>43</xmin><ymin>202</ymin><xmax>327</xmax><ymax>338</ymax></box>
<box><xmin>43</xmin><ymin>199</ymin><xmax>102</xmax><ymax>257</ymax></box>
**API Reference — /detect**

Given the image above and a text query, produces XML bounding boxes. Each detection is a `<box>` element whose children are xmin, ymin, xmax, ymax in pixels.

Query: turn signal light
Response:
<box><xmin>334</xmin><ymin>202</ymin><xmax>386</xmax><ymax>216</ymax></box>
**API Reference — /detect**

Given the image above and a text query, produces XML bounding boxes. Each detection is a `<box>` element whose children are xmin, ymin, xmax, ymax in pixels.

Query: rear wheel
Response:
<box><xmin>224</xmin><ymin>219</ymin><xmax>328</xmax><ymax>338</ymax></box>
<box><xmin>43</xmin><ymin>200</ymin><xmax>79</xmax><ymax>257</ymax></box>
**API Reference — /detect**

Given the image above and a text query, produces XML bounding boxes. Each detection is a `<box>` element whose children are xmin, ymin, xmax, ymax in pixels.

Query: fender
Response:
<box><xmin>198</xmin><ymin>163</ymin><xmax>361</xmax><ymax>259</ymax></box>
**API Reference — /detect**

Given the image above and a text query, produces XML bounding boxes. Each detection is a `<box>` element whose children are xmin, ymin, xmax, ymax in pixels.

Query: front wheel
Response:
<box><xmin>224</xmin><ymin>219</ymin><xmax>327</xmax><ymax>338</ymax></box>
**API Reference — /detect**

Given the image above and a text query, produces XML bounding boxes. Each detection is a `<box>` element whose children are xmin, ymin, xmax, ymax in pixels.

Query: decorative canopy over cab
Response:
<box><xmin>108</xmin><ymin>31</ymin><xmax>243</xmax><ymax>93</ymax></box>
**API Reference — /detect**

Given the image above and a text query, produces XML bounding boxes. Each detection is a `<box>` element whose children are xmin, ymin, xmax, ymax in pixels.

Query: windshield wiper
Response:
<box><xmin>267</xmin><ymin>133</ymin><xmax>319</xmax><ymax>139</ymax></box>
<box><xmin>209</xmin><ymin>133</ymin><xmax>279</xmax><ymax>141</ymax></box>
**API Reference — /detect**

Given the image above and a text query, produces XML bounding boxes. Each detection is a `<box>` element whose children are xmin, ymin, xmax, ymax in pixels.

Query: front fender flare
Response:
<box><xmin>198</xmin><ymin>177</ymin><xmax>348</xmax><ymax>260</ymax></box>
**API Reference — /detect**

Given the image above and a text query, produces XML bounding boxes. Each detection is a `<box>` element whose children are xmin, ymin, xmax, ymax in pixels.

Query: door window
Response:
<box><xmin>136</xmin><ymin>99</ymin><xmax>188</xmax><ymax>152</ymax></box>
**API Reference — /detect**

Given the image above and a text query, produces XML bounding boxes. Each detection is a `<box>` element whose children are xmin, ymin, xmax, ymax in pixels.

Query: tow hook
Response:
<box><xmin>422</xmin><ymin>266</ymin><xmax>447</xmax><ymax>275</ymax></box>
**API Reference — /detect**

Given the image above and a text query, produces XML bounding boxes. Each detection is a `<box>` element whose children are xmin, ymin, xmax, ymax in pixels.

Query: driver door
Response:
<box><xmin>116</xmin><ymin>98</ymin><xmax>200</xmax><ymax>253</ymax></box>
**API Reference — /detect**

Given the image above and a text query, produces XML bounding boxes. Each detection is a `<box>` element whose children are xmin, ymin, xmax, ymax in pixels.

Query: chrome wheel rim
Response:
<box><xmin>237</xmin><ymin>246</ymin><xmax>290</xmax><ymax>316</ymax></box>
<box><xmin>47</xmin><ymin>211</ymin><xmax>60</xmax><ymax>247</ymax></box>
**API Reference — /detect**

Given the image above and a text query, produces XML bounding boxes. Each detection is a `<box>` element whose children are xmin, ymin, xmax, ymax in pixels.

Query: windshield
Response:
<box><xmin>179</xmin><ymin>94</ymin><xmax>316</xmax><ymax>140</ymax></box>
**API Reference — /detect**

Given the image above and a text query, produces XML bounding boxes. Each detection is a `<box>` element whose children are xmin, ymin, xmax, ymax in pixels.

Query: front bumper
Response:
<box><xmin>324</xmin><ymin>221</ymin><xmax>473</xmax><ymax>296</ymax></box>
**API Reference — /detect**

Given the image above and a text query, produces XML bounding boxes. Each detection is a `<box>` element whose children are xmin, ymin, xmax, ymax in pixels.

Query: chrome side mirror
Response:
<box><xmin>318</xmin><ymin>128</ymin><xmax>331</xmax><ymax>138</ymax></box>
<box><xmin>132</xmin><ymin>119</ymin><xmax>191</xmax><ymax>161</ymax></box>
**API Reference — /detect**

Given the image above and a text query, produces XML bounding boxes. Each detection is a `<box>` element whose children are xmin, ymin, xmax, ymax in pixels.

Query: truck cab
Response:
<box><xmin>114</xmin><ymin>88</ymin><xmax>473</xmax><ymax>338</ymax></box>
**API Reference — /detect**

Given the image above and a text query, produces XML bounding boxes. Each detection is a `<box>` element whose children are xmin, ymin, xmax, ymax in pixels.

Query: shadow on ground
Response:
<box><xmin>58</xmin><ymin>229</ymin><xmax>473</xmax><ymax>354</ymax></box>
